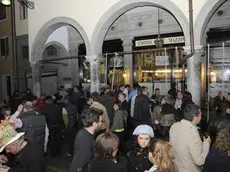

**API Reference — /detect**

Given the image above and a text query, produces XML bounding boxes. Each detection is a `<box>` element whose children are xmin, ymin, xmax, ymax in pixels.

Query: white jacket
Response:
<box><xmin>170</xmin><ymin>120</ymin><xmax>210</xmax><ymax>172</ymax></box>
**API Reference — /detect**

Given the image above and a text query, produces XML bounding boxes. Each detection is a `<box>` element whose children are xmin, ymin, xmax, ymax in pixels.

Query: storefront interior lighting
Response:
<box><xmin>142</xmin><ymin>69</ymin><xmax>188</xmax><ymax>73</ymax></box>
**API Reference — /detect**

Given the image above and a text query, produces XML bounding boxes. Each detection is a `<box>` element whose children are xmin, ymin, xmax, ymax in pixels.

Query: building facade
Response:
<box><xmin>26</xmin><ymin>0</ymin><xmax>228</xmax><ymax>105</ymax></box>
<box><xmin>0</xmin><ymin>3</ymin><xmax>13</xmax><ymax>100</ymax></box>
<box><xmin>14</xmin><ymin>0</ymin><xmax>30</xmax><ymax>94</ymax></box>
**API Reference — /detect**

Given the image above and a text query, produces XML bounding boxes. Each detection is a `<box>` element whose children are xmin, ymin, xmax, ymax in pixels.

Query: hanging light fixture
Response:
<box><xmin>2</xmin><ymin>0</ymin><xmax>11</xmax><ymax>5</ymax></box>
<box><xmin>154</xmin><ymin>8</ymin><xmax>164</xmax><ymax>48</ymax></box>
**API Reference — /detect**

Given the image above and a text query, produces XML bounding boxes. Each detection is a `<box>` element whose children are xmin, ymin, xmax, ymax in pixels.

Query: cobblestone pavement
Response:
<box><xmin>45</xmin><ymin>145</ymin><xmax>72</xmax><ymax>172</ymax></box>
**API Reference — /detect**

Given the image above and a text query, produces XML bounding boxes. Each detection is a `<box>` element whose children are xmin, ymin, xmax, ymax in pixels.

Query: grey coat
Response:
<box><xmin>110</xmin><ymin>109</ymin><xmax>128</xmax><ymax>132</ymax></box>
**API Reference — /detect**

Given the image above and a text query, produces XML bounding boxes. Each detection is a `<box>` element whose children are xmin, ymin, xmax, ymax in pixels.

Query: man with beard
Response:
<box><xmin>70</xmin><ymin>108</ymin><xmax>103</xmax><ymax>172</ymax></box>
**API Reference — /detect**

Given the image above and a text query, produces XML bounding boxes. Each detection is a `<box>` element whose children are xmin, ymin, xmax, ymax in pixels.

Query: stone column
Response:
<box><xmin>69</xmin><ymin>46</ymin><xmax>79</xmax><ymax>86</ymax></box>
<box><xmin>185</xmin><ymin>45</ymin><xmax>203</xmax><ymax>106</ymax></box>
<box><xmin>86</xmin><ymin>55</ymin><xmax>100</xmax><ymax>93</ymax></box>
<box><xmin>122</xmin><ymin>36</ymin><xmax>133</xmax><ymax>87</ymax></box>
<box><xmin>31</xmin><ymin>61</ymin><xmax>41</xmax><ymax>97</ymax></box>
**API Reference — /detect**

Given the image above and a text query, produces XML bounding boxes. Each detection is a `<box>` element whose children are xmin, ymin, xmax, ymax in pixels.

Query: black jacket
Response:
<box><xmin>64</xmin><ymin>103</ymin><xmax>78</xmax><ymax>128</ymax></box>
<box><xmin>203</xmin><ymin>148</ymin><xmax>230</xmax><ymax>172</ymax></box>
<box><xmin>70</xmin><ymin>128</ymin><xmax>95</xmax><ymax>172</ymax></box>
<box><xmin>20</xmin><ymin>111</ymin><xmax>46</xmax><ymax>149</ymax></box>
<box><xmin>8</xmin><ymin>143</ymin><xmax>44</xmax><ymax>172</ymax></box>
<box><xmin>83</xmin><ymin>159</ymin><xmax>126</xmax><ymax>172</ymax></box>
<box><xmin>134</xmin><ymin>94</ymin><xmax>151</xmax><ymax>121</ymax></box>
<box><xmin>99</xmin><ymin>95</ymin><xmax>114</xmax><ymax>125</ymax></box>
<box><xmin>128</xmin><ymin>148</ymin><xmax>152</xmax><ymax>172</ymax></box>
<box><xmin>41</xmin><ymin>103</ymin><xmax>63</xmax><ymax>129</ymax></box>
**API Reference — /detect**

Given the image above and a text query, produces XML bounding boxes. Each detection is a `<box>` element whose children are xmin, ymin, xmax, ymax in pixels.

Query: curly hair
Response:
<box><xmin>214</xmin><ymin>126</ymin><xmax>230</xmax><ymax>156</ymax></box>
<box><xmin>148</xmin><ymin>140</ymin><xmax>174</xmax><ymax>172</ymax></box>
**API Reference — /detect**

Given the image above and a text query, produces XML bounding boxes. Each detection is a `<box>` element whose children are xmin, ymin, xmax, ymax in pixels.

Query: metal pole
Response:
<box><xmin>222</xmin><ymin>42</ymin><xmax>225</xmax><ymax>96</ymax></box>
<box><xmin>175</xmin><ymin>46</ymin><xmax>179</xmax><ymax>89</ymax></box>
<box><xmin>105</xmin><ymin>53</ymin><xmax>108</xmax><ymax>85</ymax></box>
<box><xmin>111</xmin><ymin>53</ymin><xmax>116</xmax><ymax>91</ymax></box>
<box><xmin>207</xmin><ymin>44</ymin><xmax>210</xmax><ymax>122</ymax></box>
<box><xmin>164</xmin><ymin>48</ymin><xmax>167</xmax><ymax>84</ymax></box>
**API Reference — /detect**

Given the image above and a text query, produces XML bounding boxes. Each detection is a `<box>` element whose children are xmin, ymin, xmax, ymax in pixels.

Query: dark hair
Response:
<box><xmin>107</xmin><ymin>91</ymin><xmax>115</xmax><ymax>99</ymax></box>
<box><xmin>183</xmin><ymin>91</ymin><xmax>192</xmax><ymax>102</ymax></box>
<box><xmin>2</xmin><ymin>106</ymin><xmax>11</xmax><ymax>116</ymax></box>
<box><xmin>218</xmin><ymin>102</ymin><xmax>229</xmax><ymax>115</ymax></box>
<box><xmin>81</xmin><ymin>108</ymin><xmax>103</xmax><ymax>128</ymax></box>
<box><xmin>31</xmin><ymin>96</ymin><xmax>38</xmax><ymax>102</ymax></box>
<box><xmin>140</xmin><ymin>86</ymin><xmax>148</xmax><ymax>94</ymax></box>
<box><xmin>155</xmin><ymin>88</ymin><xmax>160</xmax><ymax>91</ymax></box>
<box><xmin>46</xmin><ymin>96</ymin><xmax>53</xmax><ymax>102</ymax></box>
<box><xmin>183</xmin><ymin>103</ymin><xmax>200</xmax><ymax>121</ymax></box>
<box><xmin>133</xmin><ymin>83</ymin><xmax>140</xmax><ymax>90</ymax></box>
<box><xmin>118</xmin><ymin>92</ymin><xmax>126</xmax><ymax>98</ymax></box>
<box><xmin>125</xmin><ymin>84</ymin><xmax>130</xmax><ymax>89</ymax></box>
<box><xmin>95</xmin><ymin>132</ymin><xmax>119</xmax><ymax>160</ymax></box>
<box><xmin>91</xmin><ymin>92</ymin><xmax>100</xmax><ymax>102</ymax></box>
<box><xmin>114</xmin><ymin>100</ymin><xmax>122</xmax><ymax>109</ymax></box>
<box><xmin>228</xmin><ymin>92</ymin><xmax>230</xmax><ymax>96</ymax></box>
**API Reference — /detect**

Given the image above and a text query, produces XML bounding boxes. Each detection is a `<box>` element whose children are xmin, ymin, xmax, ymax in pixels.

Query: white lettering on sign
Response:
<box><xmin>135</xmin><ymin>36</ymin><xmax>185</xmax><ymax>47</ymax></box>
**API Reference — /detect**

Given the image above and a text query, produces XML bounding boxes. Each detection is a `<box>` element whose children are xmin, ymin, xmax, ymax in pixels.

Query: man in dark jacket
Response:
<box><xmin>63</xmin><ymin>95</ymin><xmax>78</xmax><ymax>156</ymax></box>
<box><xmin>134</xmin><ymin>86</ymin><xmax>151</xmax><ymax>127</ymax></box>
<box><xmin>41</xmin><ymin>96</ymin><xmax>63</xmax><ymax>157</ymax></box>
<box><xmin>99</xmin><ymin>91</ymin><xmax>114</xmax><ymax>126</ymax></box>
<box><xmin>19</xmin><ymin>101</ymin><xmax>48</xmax><ymax>152</ymax></box>
<box><xmin>70</xmin><ymin>108</ymin><xmax>103</xmax><ymax>172</ymax></box>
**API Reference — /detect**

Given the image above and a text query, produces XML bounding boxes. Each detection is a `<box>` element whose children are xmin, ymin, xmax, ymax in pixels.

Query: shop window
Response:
<box><xmin>20</xmin><ymin>4</ymin><xmax>28</xmax><ymax>20</ymax></box>
<box><xmin>0</xmin><ymin>4</ymin><xmax>7</xmax><ymax>21</ymax></box>
<box><xmin>22</xmin><ymin>46</ymin><xmax>29</xmax><ymax>59</ymax></box>
<box><xmin>0</xmin><ymin>37</ymin><xmax>9</xmax><ymax>57</ymax></box>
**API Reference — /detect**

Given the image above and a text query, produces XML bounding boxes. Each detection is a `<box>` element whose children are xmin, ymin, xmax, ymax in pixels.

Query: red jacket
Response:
<box><xmin>37</xmin><ymin>98</ymin><xmax>46</xmax><ymax>112</ymax></box>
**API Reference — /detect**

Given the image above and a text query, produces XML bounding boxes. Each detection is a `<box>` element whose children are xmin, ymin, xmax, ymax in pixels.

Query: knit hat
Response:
<box><xmin>0</xmin><ymin>120</ymin><xmax>24</xmax><ymax>152</ymax></box>
<box><xmin>133</xmin><ymin>125</ymin><xmax>154</xmax><ymax>138</ymax></box>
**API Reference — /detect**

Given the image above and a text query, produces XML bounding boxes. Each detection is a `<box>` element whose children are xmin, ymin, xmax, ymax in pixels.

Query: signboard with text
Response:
<box><xmin>135</xmin><ymin>36</ymin><xmax>185</xmax><ymax>47</ymax></box>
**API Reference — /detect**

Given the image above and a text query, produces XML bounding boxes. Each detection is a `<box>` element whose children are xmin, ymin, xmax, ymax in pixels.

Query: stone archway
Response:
<box><xmin>194</xmin><ymin>0</ymin><xmax>227</xmax><ymax>46</ymax></box>
<box><xmin>42</xmin><ymin>41</ymin><xmax>69</xmax><ymax>58</ymax></box>
<box><xmin>90</xmin><ymin>0</ymin><xmax>189</xmax><ymax>55</ymax></box>
<box><xmin>89</xmin><ymin>0</ymin><xmax>189</xmax><ymax>93</ymax></box>
<box><xmin>31</xmin><ymin>16</ymin><xmax>90</xmax><ymax>62</ymax></box>
<box><xmin>30</xmin><ymin>17</ymin><xmax>90</xmax><ymax>96</ymax></box>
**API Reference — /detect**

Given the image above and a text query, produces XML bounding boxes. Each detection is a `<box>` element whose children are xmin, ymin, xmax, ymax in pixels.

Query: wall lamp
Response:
<box><xmin>1</xmin><ymin>0</ymin><xmax>34</xmax><ymax>9</ymax></box>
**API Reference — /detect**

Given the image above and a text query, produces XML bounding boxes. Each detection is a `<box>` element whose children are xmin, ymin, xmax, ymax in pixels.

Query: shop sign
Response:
<box><xmin>155</xmin><ymin>56</ymin><xmax>169</xmax><ymax>66</ymax></box>
<box><xmin>135</xmin><ymin>36</ymin><xmax>185</xmax><ymax>47</ymax></box>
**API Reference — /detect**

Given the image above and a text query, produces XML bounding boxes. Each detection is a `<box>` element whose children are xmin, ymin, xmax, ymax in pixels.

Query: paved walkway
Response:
<box><xmin>45</xmin><ymin>145</ymin><xmax>72</xmax><ymax>172</ymax></box>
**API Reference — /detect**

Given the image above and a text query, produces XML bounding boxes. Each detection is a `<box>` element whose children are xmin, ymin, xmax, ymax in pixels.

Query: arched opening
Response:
<box><xmin>200</xmin><ymin>0</ymin><xmax>230</xmax><ymax>115</ymax></box>
<box><xmin>90</xmin><ymin>0</ymin><xmax>189</xmax><ymax>95</ymax></box>
<box><xmin>30</xmin><ymin>17</ymin><xmax>90</xmax><ymax>95</ymax></box>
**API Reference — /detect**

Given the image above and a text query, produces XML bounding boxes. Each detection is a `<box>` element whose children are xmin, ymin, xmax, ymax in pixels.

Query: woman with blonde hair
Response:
<box><xmin>146</xmin><ymin>140</ymin><xmax>174</xmax><ymax>172</ymax></box>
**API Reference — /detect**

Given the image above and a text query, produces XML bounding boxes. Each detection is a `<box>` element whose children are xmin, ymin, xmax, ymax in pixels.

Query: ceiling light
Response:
<box><xmin>2</xmin><ymin>0</ymin><xmax>11</xmax><ymax>5</ymax></box>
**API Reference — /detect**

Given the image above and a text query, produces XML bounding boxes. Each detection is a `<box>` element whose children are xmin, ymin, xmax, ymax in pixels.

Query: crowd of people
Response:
<box><xmin>0</xmin><ymin>84</ymin><xmax>229</xmax><ymax>172</ymax></box>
